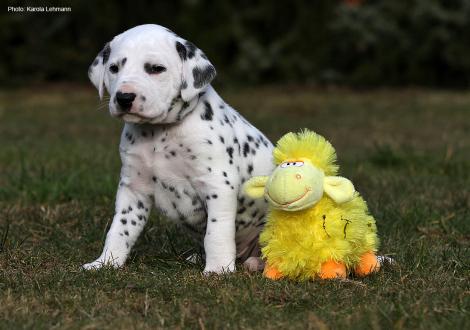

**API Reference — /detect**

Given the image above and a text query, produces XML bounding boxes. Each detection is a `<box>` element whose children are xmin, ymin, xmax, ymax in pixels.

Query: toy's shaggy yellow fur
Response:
<box><xmin>260</xmin><ymin>196</ymin><xmax>378</xmax><ymax>280</ymax></box>
<box><xmin>273</xmin><ymin>130</ymin><xmax>339</xmax><ymax>176</ymax></box>
<box><xmin>260</xmin><ymin>130</ymin><xmax>379</xmax><ymax>280</ymax></box>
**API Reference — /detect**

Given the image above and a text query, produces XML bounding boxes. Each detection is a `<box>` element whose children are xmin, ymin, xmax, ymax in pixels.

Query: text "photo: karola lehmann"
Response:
<box><xmin>8</xmin><ymin>6</ymin><xmax>72</xmax><ymax>12</ymax></box>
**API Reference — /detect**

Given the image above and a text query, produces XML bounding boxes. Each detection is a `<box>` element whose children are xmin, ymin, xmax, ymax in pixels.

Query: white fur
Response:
<box><xmin>83</xmin><ymin>25</ymin><xmax>274</xmax><ymax>274</ymax></box>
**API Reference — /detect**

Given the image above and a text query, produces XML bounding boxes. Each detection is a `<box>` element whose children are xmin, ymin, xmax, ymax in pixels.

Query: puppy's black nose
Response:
<box><xmin>116</xmin><ymin>91</ymin><xmax>136</xmax><ymax>111</ymax></box>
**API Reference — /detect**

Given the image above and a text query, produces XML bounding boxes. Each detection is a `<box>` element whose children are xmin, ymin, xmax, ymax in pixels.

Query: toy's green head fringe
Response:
<box><xmin>273</xmin><ymin>129</ymin><xmax>339</xmax><ymax>176</ymax></box>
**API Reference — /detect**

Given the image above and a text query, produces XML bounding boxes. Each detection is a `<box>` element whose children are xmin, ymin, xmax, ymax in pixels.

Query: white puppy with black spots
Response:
<box><xmin>83</xmin><ymin>24</ymin><xmax>274</xmax><ymax>274</ymax></box>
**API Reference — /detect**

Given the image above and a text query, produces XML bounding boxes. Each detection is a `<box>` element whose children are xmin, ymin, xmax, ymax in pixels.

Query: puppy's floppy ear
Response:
<box><xmin>175</xmin><ymin>38</ymin><xmax>216</xmax><ymax>102</ymax></box>
<box><xmin>88</xmin><ymin>42</ymin><xmax>111</xmax><ymax>99</ymax></box>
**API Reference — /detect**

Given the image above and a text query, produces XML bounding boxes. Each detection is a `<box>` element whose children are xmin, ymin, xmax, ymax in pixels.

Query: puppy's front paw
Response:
<box><xmin>203</xmin><ymin>262</ymin><xmax>236</xmax><ymax>276</ymax></box>
<box><xmin>82</xmin><ymin>256</ymin><xmax>124</xmax><ymax>270</ymax></box>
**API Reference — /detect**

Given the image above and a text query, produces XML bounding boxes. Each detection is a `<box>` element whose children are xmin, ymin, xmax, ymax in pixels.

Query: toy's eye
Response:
<box><xmin>280</xmin><ymin>162</ymin><xmax>288</xmax><ymax>168</ymax></box>
<box><xmin>109</xmin><ymin>64</ymin><xmax>119</xmax><ymax>74</ymax></box>
<box><xmin>294</xmin><ymin>161</ymin><xmax>304</xmax><ymax>167</ymax></box>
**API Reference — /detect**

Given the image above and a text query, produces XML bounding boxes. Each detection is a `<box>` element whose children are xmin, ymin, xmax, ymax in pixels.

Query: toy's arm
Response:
<box><xmin>323</xmin><ymin>176</ymin><xmax>355</xmax><ymax>204</ymax></box>
<box><xmin>243</xmin><ymin>176</ymin><xmax>269</xmax><ymax>199</ymax></box>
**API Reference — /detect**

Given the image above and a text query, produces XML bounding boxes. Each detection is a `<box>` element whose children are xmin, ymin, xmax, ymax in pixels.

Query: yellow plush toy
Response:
<box><xmin>244</xmin><ymin>129</ymin><xmax>380</xmax><ymax>280</ymax></box>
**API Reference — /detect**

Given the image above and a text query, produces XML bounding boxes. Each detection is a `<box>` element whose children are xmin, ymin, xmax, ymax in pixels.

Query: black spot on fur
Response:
<box><xmin>124</xmin><ymin>230</ymin><xmax>129</xmax><ymax>236</ymax></box>
<box><xmin>131</xmin><ymin>220</ymin><xmax>136</xmax><ymax>225</ymax></box>
<box><xmin>247</xmin><ymin>164</ymin><xmax>253</xmax><ymax>174</ymax></box>
<box><xmin>223</xmin><ymin>115</ymin><xmax>232</xmax><ymax>127</ymax></box>
<box><xmin>176</xmin><ymin>41</ymin><xmax>187</xmax><ymax>61</ymax></box>
<box><xmin>192</xmin><ymin>66</ymin><xmax>216</xmax><ymax>88</ymax></box>
<box><xmin>211</xmin><ymin>218</ymin><xmax>217</xmax><ymax>222</ymax></box>
<box><xmin>181</xmin><ymin>80</ymin><xmax>188</xmax><ymax>89</ymax></box>
<box><xmin>201</xmin><ymin>101</ymin><xmax>213</xmax><ymax>121</ymax></box>
<box><xmin>121</xmin><ymin>57</ymin><xmax>127</xmax><ymax>66</ymax></box>
<box><xmin>223</xmin><ymin>171</ymin><xmax>227</xmax><ymax>177</ymax></box>
<box><xmin>211</xmin><ymin>194</ymin><xmax>218</xmax><ymax>199</ymax></box>
<box><xmin>247</xmin><ymin>135</ymin><xmax>254</xmax><ymax>142</ymax></box>
<box><xmin>243</xmin><ymin>143</ymin><xmax>250</xmax><ymax>157</ymax></box>
<box><xmin>101</xmin><ymin>43</ymin><xmax>111</xmax><ymax>64</ymax></box>
<box><xmin>121</xmin><ymin>219</ymin><xmax>127</xmax><ymax>224</ymax></box>
<box><xmin>226</xmin><ymin>146</ymin><xmax>234</xmax><ymax>158</ymax></box>
<box><xmin>152</xmin><ymin>176</ymin><xmax>157</xmax><ymax>182</ymax></box>
<box><xmin>185</xmin><ymin>41</ymin><xmax>197</xmax><ymax>59</ymax></box>
<box><xmin>92</xmin><ymin>58</ymin><xmax>99</xmax><ymax>66</ymax></box>
<box><xmin>237</xmin><ymin>207</ymin><xmax>246</xmax><ymax>214</ymax></box>
<box><xmin>219</xmin><ymin>136</ymin><xmax>225</xmax><ymax>144</ymax></box>
<box><xmin>137</xmin><ymin>201</ymin><xmax>144</xmax><ymax>209</ymax></box>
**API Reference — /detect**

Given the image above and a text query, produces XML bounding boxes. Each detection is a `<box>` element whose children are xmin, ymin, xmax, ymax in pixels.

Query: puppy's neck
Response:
<box><xmin>159</xmin><ymin>88</ymin><xmax>208</xmax><ymax>124</ymax></box>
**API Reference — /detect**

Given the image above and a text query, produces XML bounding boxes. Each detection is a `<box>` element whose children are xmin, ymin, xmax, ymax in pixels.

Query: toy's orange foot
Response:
<box><xmin>319</xmin><ymin>260</ymin><xmax>346</xmax><ymax>279</ymax></box>
<box><xmin>264</xmin><ymin>264</ymin><xmax>283</xmax><ymax>280</ymax></box>
<box><xmin>354</xmin><ymin>252</ymin><xmax>380</xmax><ymax>277</ymax></box>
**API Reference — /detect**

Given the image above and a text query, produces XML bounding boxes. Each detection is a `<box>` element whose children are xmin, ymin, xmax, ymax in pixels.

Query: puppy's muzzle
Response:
<box><xmin>116</xmin><ymin>91</ymin><xmax>136</xmax><ymax>111</ymax></box>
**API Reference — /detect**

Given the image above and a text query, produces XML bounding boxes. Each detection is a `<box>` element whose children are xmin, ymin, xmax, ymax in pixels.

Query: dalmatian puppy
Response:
<box><xmin>83</xmin><ymin>24</ymin><xmax>274</xmax><ymax>274</ymax></box>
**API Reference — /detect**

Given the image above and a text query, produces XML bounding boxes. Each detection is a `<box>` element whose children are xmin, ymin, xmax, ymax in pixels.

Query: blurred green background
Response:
<box><xmin>2</xmin><ymin>0</ymin><xmax>470</xmax><ymax>88</ymax></box>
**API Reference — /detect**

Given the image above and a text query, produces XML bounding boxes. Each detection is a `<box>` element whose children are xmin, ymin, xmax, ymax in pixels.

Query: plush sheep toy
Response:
<box><xmin>243</xmin><ymin>130</ymin><xmax>380</xmax><ymax>280</ymax></box>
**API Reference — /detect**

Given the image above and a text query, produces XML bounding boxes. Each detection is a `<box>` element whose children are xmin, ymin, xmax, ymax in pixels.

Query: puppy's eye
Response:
<box><xmin>109</xmin><ymin>64</ymin><xmax>119</xmax><ymax>74</ymax></box>
<box><xmin>144</xmin><ymin>63</ymin><xmax>166</xmax><ymax>74</ymax></box>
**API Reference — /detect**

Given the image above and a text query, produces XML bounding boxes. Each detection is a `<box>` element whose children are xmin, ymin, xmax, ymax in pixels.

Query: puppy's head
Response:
<box><xmin>88</xmin><ymin>24</ymin><xmax>216</xmax><ymax>124</ymax></box>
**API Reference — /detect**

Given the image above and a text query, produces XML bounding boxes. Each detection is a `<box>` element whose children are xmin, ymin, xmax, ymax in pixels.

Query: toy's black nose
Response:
<box><xmin>116</xmin><ymin>91</ymin><xmax>136</xmax><ymax>111</ymax></box>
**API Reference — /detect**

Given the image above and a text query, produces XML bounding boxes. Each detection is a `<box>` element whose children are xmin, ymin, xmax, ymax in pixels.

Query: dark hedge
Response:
<box><xmin>1</xmin><ymin>0</ymin><xmax>470</xmax><ymax>87</ymax></box>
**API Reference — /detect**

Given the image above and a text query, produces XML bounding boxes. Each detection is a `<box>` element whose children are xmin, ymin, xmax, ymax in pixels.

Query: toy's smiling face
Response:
<box><xmin>265</xmin><ymin>159</ymin><xmax>324</xmax><ymax>211</ymax></box>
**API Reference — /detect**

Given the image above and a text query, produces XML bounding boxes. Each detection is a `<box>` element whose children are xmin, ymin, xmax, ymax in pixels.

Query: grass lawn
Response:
<box><xmin>0</xmin><ymin>85</ymin><xmax>469</xmax><ymax>329</ymax></box>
